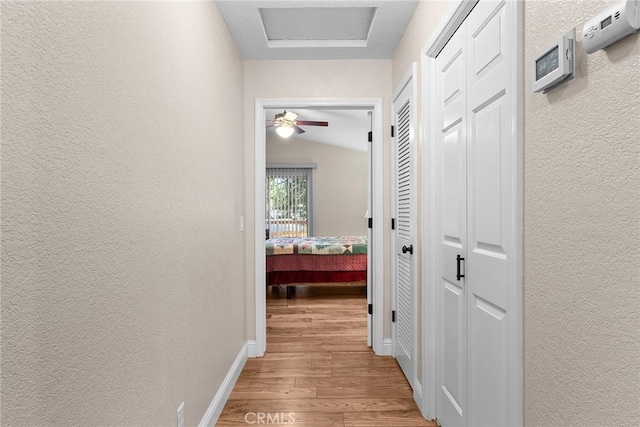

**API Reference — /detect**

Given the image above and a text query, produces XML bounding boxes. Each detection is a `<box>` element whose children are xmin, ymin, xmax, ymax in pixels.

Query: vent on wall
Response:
<box><xmin>259</xmin><ymin>7</ymin><xmax>377</xmax><ymax>48</ymax></box>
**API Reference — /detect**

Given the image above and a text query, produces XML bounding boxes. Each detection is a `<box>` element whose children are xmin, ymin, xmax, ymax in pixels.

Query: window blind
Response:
<box><xmin>265</xmin><ymin>167</ymin><xmax>314</xmax><ymax>238</ymax></box>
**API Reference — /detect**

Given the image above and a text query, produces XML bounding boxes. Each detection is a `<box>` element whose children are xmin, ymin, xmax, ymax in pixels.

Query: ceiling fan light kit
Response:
<box><xmin>275</xmin><ymin>125</ymin><xmax>295</xmax><ymax>138</ymax></box>
<box><xmin>267</xmin><ymin>110</ymin><xmax>329</xmax><ymax>138</ymax></box>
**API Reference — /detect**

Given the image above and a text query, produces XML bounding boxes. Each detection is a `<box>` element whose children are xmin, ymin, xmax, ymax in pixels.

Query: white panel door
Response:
<box><xmin>435</xmin><ymin>24</ymin><xmax>468</xmax><ymax>427</ymax></box>
<box><xmin>433</xmin><ymin>1</ymin><xmax>521</xmax><ymax>426</ymax></box>
<box><xmin>393</xmin><ymin>77</ymin><xmax>416</xmax><ymax>387</ymax></box>
<box><xmin>465</xmin><ymin>1</ymin><xmax>516</xmax><ymax>425</ymax></box>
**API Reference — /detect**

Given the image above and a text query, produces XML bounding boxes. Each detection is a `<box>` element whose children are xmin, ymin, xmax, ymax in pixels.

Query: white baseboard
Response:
<box><xmin>247</xmin><ymin>340</ymin><xmax>257</xmax><ymax>358</ymax></box>
<box><xmin>413</xmin><ymin>379</ymin><xmax>423</xmax><ymax>412</ymax></box>
<box><xmin>198</xmin><ymin>341</ymin><xmax>248</xmax><ymax>427</ymax></box>
<box><xmin>381</xmin><ymin>338</ymin><xmax>393</xmax><ymax>356</ymax></box>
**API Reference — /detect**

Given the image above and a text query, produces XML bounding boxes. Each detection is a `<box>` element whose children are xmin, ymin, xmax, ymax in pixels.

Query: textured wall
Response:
<box><xmin>244</xmin><ymin>59</ymin><xmax>392</xmax><ymax>339</ymax></box>
<box><xmin>524</xmin><ymin>1</ymin><xmax>639</xmax><ymax>425</ymax></box>
<box><xmin>1</xmin><ymin>2</ymin><xmax>246</xmax><ymax>426</ymax></box>
<box><xmin>267</xmin><ymin>135</ymin><xmax>368</xmax><ymax>237</ymax></box>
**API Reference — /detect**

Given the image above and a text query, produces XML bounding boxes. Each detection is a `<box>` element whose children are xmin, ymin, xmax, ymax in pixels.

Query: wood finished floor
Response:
<box><xmin>217</xmin><ymin>285</ymin><xmax>436</xmax><ymax>427</ymax></box>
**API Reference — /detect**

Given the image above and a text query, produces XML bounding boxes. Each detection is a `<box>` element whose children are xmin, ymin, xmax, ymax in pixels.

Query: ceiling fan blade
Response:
<box><xmin>295</xmin><ymin>120</ymin><xmax>329</xmax><ymax>127</ymax></box>
<box><xmin>266</xmin><ymin>124</ymin><xmax>275</xmax><ymax>128</ymax></box>
<box><xmin>293</xmin><ymin>125</ymin><xmax>306</xmax><ymax>135</ymax></box>
<box><xmin>283</xmin><ymin>111</ymin><xmax>299</xmax><ymax>122</ymax></box>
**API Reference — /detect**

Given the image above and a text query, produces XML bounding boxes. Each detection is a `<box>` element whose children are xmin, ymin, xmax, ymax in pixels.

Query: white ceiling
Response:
<box><xmin>219</xmin><ymin>2</ymin><xmax>416</xmax><ymax>150</ymax></box>
<box><xmin>266</xmin><ymin>108</ymin><xmax>370</xmax><ymax>152</ymax></box>
<box><xmin>215</xmin><ymin>0</ymin><xmax>419</xmax><ymax>60</ymax></box>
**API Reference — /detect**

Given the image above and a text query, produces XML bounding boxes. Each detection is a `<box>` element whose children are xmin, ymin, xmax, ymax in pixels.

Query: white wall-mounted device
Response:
<box><xmin>583</xmin><ymin>0</ymin><xmax>640</xmax><ymax>54</ymax></box>
<box><xmin>532</xmin><ymin>28</ymin><xmax>575</xmax><ymax>94</ymax></box>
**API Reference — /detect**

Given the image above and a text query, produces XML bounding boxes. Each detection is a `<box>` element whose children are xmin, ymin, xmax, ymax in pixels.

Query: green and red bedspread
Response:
<box><xmin>266</xmin><ymin>236</ymin><xmax>367</xmax><ymax>256</ymax></box>
<box><xmin>266</xmin><ymin>236</ymin><xmax>367</xmax><ymax>286</ymax></box>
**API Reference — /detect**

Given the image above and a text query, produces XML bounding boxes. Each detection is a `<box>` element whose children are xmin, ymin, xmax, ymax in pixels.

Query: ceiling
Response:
<box><xmin>266</xmin><ymin>108</ymin><xmax>370</xmax><ymax>152</ymax></box>
<box><xmin>220</xmin><ymin>2</ymin><xmax>415</xmax><ymax>150</ymax></box>
<box><xmin>215</xmin><ymin>0</ymin><xmax>419</xmax><ymax>60</ymax></box>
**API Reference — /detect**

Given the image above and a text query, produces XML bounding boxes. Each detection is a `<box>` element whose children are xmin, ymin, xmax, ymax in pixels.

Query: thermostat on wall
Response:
<box><xmin>532</xmin><ymin>28</ymin><xmax>575</xmax><ymax>94</ymax></box>
<box><xmin>583</xmin><ymin>0</ymin><xmax>640</xmax><ymax>54</ymax></box>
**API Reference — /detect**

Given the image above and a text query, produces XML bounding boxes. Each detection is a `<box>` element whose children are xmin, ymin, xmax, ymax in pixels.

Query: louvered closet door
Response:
<box><xmin>392</xmin><ymin>76</ymin><xmax>415</xmax><ymax>387</ymax></box>
<box><xmin>435</xmin><ymin>24</ymin><xmax>468</xmax><ymax>427</ymax></box>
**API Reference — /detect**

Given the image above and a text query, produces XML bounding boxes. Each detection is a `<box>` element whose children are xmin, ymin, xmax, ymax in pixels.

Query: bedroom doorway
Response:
<box><xmin>254</xmin><ymin>98</ymin><xmax>385</xmax><ymax>357</ymax></box>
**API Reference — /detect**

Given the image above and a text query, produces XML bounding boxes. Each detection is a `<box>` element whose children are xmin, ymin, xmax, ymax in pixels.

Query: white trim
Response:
<box><xmin>198</xmin><ymin>342</ymin><xmax>248</xmax><ymax>427</ymax></box>
<box><xmin>367</xmin><ymin>110</ymin><xmax>373</xmax><ymax>348</ymax></box>
<box><xmin>267</xmin><ymin>39</ymin><xmax>368</xmax><ymax>49</ymax></box>
<box><xmin>409</xmin><ymin>61</ymin><xmax>419</xmax><ymax>395</ymax></box>
<box><xmin>510</xmin><ymin>1</ymin><xmax>525</xmax><ymax>425</ymax></box>
<box><xmin>421</xmin><ymin>41</ymin><xmax>439</xmax><ymax>422</ymax></box>
<box><xmin>413</xmin><ymin>380</ymin><xmax>424</xmax><ymax>413</ymax></box>
<box><xmin>254</xmin><ymin>100</ymin><xmax>267</xmax><ymax>357</ymax></box>
<box><xmin>254</xmin><ymin>98</ymin><xmax>386</xmax><ymax>356</ymax></box>
<box><xmin>420</xmin><ymin>0</ymin><xmax>524</xmax><ymax>423</ymax></box>
<box><xmin>247</xmin><ymin>340</ymin><xmax>257</xmax><ymax>358</ymax></box>
<box><xmin>266</xmin><ymin>162</ymin><xmax>318</xmax><ymax>169</ymax></box>
<box><xmin>392</xmin><ymin>66</ymin><xmax>415</xmax><ymax>103</ymax></box>
<box><xmin>371</xmin><ymin>97</ymin><xmax>385</xmax><ymax>356</ymax></box>
<box><xmin>382</xmin><ymin>338</ymin><xmax>393</xmax><ymax>356</ymax></box>
<box><xmin>423</xmin><ymin>0</ymin><xmax>479</xmax><ymax>58</ymax></box>
<box><xmin>389</xmin><ymin>100</ymin><xmax>396</xmax><ymax>360</ymax></box>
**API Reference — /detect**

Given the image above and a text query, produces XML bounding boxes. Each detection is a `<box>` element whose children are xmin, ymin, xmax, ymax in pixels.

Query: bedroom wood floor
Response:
<box><xmin>217</xmin><ymin>285</ymin><xmax>436</xmax><ymax>427</ymax></box>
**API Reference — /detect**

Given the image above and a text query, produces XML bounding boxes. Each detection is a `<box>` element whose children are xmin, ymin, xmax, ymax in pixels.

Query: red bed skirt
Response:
<box><xmin>266</xmin><ymin>270</ymin><xmax>367</xmax><ymax>286</ymax></box>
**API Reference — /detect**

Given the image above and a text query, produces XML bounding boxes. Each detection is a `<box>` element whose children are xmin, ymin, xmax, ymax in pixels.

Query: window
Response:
<box><xmin>265</xmin><ymin>166</ymin><xmax>314</xmax><ymax>238</ymax></box>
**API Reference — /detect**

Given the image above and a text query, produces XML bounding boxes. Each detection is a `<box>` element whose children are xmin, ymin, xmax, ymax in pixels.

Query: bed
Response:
<box><xmin>266</xmin><ymin>236</ymin><xmax>367</xmax><ymax>298</ymax></box>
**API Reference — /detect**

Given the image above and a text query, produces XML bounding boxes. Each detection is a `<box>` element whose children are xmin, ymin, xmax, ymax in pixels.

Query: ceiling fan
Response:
<box><xmin>267</xmin><ymin>110</ymin><xmax>329</xmax><ymax>138</ymax></box>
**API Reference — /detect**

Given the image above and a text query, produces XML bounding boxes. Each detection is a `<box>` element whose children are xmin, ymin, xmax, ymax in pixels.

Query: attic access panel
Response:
<box><xmin>215</xmin><ymin>0</ymin><xmax>418</xmax><ymax>59</ymax></box>
<box><xmin>260</xmin><ymin>7</ymin><xmax>376</xmax><ymax>43</ymax></box>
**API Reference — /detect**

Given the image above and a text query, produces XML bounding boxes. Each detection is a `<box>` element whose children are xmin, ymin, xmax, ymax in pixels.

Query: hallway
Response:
<box><xmin>217</xmin><ymin>286</ymin><xmax>435</xmax><ymax>426</ymax></box>
<box><xmin>2</xmin><ymin>1</ymin><xmax>638</xmax><ymax>425</ymax></box>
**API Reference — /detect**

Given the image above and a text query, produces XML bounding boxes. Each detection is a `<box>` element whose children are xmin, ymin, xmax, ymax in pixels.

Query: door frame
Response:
<box><xmin>420</xmin><ymin>0</ymin><xmax>523</xmax><ymax>422</ymax></box>
<box><xmin>254</xmin><ymin>98</ymin><xmax>385</xmax><ymax>357</ymax></box>
<box><xmin>390</xmin><ymin>63</ymin><xmax>419</xmax><ymax>392</ymax></box>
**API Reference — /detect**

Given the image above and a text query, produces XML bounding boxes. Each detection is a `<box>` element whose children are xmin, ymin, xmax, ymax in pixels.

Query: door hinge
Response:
<box><xmin>368</xmin><ymin>304</ymin><xmax>373</xmax><ymax>315</ymax></box>
<box><xmin>391</xmin><ymin>125</ymin><xmax>395</xmax><ymax>137</ymax></box>
<box><xmin>392</xmin><ymin>310</ymin><xmax>396</xmax><ymax>322</ymax></box>
<box><xmin>368</xmin><ymin>131</ymin><xmax>373</xmax><ymax>142</ymax></box>
<box><xmin>391</xmin><ymin>218</ymin><xmax>395</xmax><ymax>230</ymax></box>
<box><xmin>368</xmin><ymin>218</ymin><xmax>373</xmax><ymax>229</ymax></box>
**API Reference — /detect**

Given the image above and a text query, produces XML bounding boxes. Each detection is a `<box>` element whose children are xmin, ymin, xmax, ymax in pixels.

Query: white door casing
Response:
<box><xmin>391</xmin><ymin>67</ymin><xmax>417</xmax><ymax>388</ymax></box>
<box><xmin>253</xmin><ymin>98</ymin><xmax>386</xmax><ymax>357</ymax></box>
<box><xmin>425</xmin><ymin>0</ymin><xmax>523</xmax><ymax>425</ymax></box>
<box><xmin>367</xmin><ymin>111</ymin><xmax>373</xmax><ymax>348</ymax></box>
